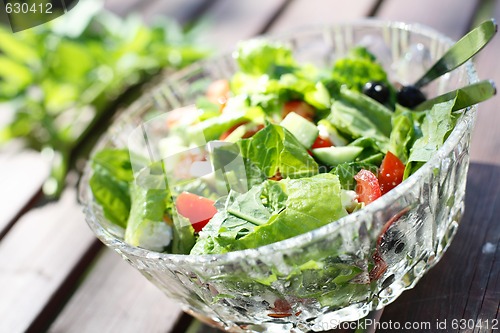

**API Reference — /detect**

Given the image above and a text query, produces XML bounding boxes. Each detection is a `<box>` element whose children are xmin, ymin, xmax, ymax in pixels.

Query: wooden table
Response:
<box><xmin>0</xmin><ymin>0</ymin><xmax>499</xmax><ymax>332</ymax></box>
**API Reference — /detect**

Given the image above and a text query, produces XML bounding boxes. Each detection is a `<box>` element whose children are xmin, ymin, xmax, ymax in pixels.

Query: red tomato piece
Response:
<box><xmin>282</xmin><ymin>100</ymin><xmax>315</xmax><ymax>121</ymax></box>
<box><xmin>206</xmin><ymin>79</ymin><xmax>230</xmax><ymax>105</ymax></box>
<box><xmin>311</xmin><ymin>135</ymin><xmax>333</xmax><ymax>149</ymax></box>
<box><xmin>354</xmin><ymin>169</ymin><xmax>382</xmax><ymax>205</ymax></box>
<box><xmin>175</xmin><ymin>192</ymin><xmax>217</xmax><ymax>232</ymax></box>
<box><xmin>219</xmin><ymin>122</ymin><xmax>264</xmax><ymax>140</ymax></box>
<box><xmin>219</xmin><ymin>121</ymin><xmax>248</xmax><ymax>140</ymax></box>
<box><xmin>166</xmin><ymin>107</ymin><xmax>199</xmax><ymax>129</ymax></box>
<box><xmin>378</xmin><ymin>152</ymin><xmax>405</xmax><ymax>195</ymax></box>
<box><xmin>241</xmin><ymin>124</ymin><xmax>264</xmax><ymax>139</ymax></box>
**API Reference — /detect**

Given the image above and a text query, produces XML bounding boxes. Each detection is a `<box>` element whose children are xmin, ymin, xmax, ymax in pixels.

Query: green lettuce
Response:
<box><xmin>191</xmin><ymin>173</ymin><xmax>346</xmax><ymax>254</ymax></box>
<box><xmin>330</xmin><ymin>46</ymin><xmax>392</xmax><ymax>97</ymax></box>
<box><xmin>124</xmin><ymin>164</ymin><xmax>172</xmax><ymax>252</ymax></box>
<box><xmin>125</xmin><ymin>162</ymin><xmax>196</xmax><ymax>254</ymax></box>
<box><xmin>89</xmin><ymin>149</ymin><xmax>133</xmax><ymax>228</ymax></box>
<box><xmin>387</xmin><ymin>105</ymin><xmax>425</xmax><ymax>164</ymax></box>
<box><xmin>233</xmin><ymin>39</ymin><xmax>296</xmax><ymax>76</ymax></box>
<box><xmin>404</xmin><ymin>98</ymin><xmax>457</xmax><ymax>178</ymax></box>
<box><xmin>237</xmin><ymin>123</ymin><xmax>319</xmax><ymax>179</ymax></box>
<box><xmin>327</xmin><ymin>100</ymin><xmax>390</xmax><ymax>152</ymax></box>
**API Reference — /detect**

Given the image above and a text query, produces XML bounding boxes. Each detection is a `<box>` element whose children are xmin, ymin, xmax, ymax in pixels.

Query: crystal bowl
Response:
<box><xmin>79</xmin><ymin>20</ymin><xmax>478</xmax><ymax>332</ymax></box>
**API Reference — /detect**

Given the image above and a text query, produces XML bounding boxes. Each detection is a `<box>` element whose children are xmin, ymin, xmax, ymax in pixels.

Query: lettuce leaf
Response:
<box><xmin>233</xmin><ymin>39</ymin><xmax>296</xmax><ymax>76</ymax></box>
<box><xmin>330</xmin><ymin>46</ymin><xmax>392</xmax><ymax>96</ymax></box>
<box><xmin>387</xmin><ymin>105</ymin><xmax>426</xmax><ymax>164</ymax></box>
<box><xmin>124</xmin><ymin>165</ymin><xmax>173</xmax><ymax>252</ymax></box>
<box><xmin>191</xmin><ymin>173</ymin><xmax>346</xmax><ymax>254</ymax></box>
<box><xmin>89</xmin><ymin>149</ymin><xmax>133</xmax><ymax>228</ymax></box>
<box><xmin>238</xmin><ymin>123</ymin><xmax>319</xmax><ymax>179</ymax></box>
<box><xmin>328</xmin><ymin>100</ymin><xmax>390</xmax><ymax>152</ymax></box>
<box><xmin>403</xmin><ymin>98</ymin><xmax>457</xmax><ymax>178</ymax></box>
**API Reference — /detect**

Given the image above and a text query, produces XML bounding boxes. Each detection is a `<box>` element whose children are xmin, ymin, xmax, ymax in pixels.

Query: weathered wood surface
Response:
<box><xmin>0</xmin><ymin>187</ymin><xmax>99</xmax><ymax>333</ymax></box>
<box><xmin>0</xmin><ymin>149</ymin><xmax>49</xmax><ymax>238</ymax></box>
<box><xmin>48</xmin><ymin>247</ymin><xmax>185</xmax><ymax>333</ymax></box>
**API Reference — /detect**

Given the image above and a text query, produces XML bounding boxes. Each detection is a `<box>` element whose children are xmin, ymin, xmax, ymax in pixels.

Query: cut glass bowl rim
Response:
<box><xmin>79</xmin><ymin>18</ymin><xmax>479</xmax><ymax>265</ymax></box>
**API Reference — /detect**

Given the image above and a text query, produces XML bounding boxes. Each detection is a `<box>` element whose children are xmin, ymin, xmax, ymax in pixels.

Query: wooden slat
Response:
<box><xmin>195</xmin><ymin>0</ymin><xmax>289</xmax><ymax>52</ymax></box>
<box><xmin>0</xmin><ymin>150</ymin><xmax>49</xmax><ymax>238</ymax></box>
<box><xmin>377</xmin><ymin>0</ymin><xmax>479</xmax><ymax>40</ymax></box>
<box><xmin>140</xmin><ymin>0</ymin><xmax>216</xmax><ymax>25</ymax></box>
<box><xmin>47</xmin><ymin>248</ymin><xmax>184</xmax><ymax>333</ymax></box>
<box><xmin>103</xmin><ymin>0</ymin><xmax>150</xmax><ymax>17</ymax></box>
<box><xmin>0</xmin><ymin>187</ymin><xmax>98</xmax><ymax>333</ymax></box>
<box><xmin>381</xmin><ymin>163</ymin><xmax>500</xmax><ymax>329</ymax></box>
<box><xmin>268</xmin><ymin>0</ymin><xmax>377</xmax><ymax>33</ymax></box>
<box><xmin>469</xmin><ymin>0</ymin><xmax>500</xmax><ymax>165</ymax></box>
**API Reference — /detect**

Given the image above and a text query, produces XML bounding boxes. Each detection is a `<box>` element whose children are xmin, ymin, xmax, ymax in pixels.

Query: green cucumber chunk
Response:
<box><xmin>312</xmin><ymin>146</ymin><xmax>363</xmax><ymax>166</ymax></box>
<box><xmin>280</xmin><ymin>112</ymin><xmax>319</xmax><ymax>148</ymax></box>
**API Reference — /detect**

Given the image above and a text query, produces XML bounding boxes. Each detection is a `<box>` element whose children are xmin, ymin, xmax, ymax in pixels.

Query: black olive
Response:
<box><xmin>362</xmin><ymin>81</ymin><xmax>390</xmax><ymax>104</ymax></box>
<box><xmin>397</xmin><ymin>85</ymin><xmax>426</xmax><ymax>108</ymax></box>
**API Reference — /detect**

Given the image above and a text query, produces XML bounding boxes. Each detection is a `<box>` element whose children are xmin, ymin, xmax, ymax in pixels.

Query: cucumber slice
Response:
<box><xmin>280</xmin><ymin>112</ymin><xmax>319</xmax><ymax>148</ymax></box>
<box><xmin>317</xmin><ymin>119</ymin><xmax>349</xmax><ymax>146</ymax></box>
<box><xmin>312</xmin><ymin>146</ymin><xmax>364</xmax><ymax>166</ymax></box>
<box><xmin>224</xmin><ymin>125</ymin><xmax>247</xmax><ymax>142</ymax></box>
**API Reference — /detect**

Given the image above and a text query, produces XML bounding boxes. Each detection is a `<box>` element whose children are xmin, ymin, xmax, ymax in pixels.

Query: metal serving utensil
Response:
<box><xmin>413</xmin><ymin>19</ymin><xmax>497</xmax><ymax>89</ymax></box>
<box><xmin>414</xmin><ymin>79</ymin><xmax>496</xmax><ymax>111</ymax></box>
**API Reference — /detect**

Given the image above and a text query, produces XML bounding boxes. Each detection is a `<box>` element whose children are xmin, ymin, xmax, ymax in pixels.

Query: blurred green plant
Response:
<box><xmin>0</xmin><ymin>0</ymin><xmax>208</xmax><ymax>197</ymax></box>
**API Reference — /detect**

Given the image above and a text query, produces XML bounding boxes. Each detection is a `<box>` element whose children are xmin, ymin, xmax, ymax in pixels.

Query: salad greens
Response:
<box><xmin>90</xmin><ymin>39</ymin><xmax>474</xmax><ymax>257</ymax></box>
<box><xmin>89</xmin><ymin>148</ymin><xmax>133</xmax><ymax>228</ymax></box>
<box><xmin>0</xmin><ymin>0</ymin><xmax>207</xmax><ymax>197</ymax></box>
<box><xmin>191</xmin><ymin>173</ymin><xmax>346</xmax><ymax>254</ymax></box>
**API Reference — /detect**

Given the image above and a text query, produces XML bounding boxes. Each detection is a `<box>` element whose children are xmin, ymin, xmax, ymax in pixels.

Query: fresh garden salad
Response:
<box><xmin>90</xmin><ymin>39</ymin><xmax>466</xmax><ymax>255</ymax></box>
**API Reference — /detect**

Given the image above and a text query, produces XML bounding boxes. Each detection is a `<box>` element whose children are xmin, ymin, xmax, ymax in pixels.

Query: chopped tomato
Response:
<box><xmin>311</xmin><ymin>135</ymin><xmax>333</xmax><ymax>149</ymax></box>
<box><xmin>175</xmin><ymin>192</ymin><xmax>217</xmax><ymax>232</ymax></box>
<box><xmin>219</xmin><ymin>122</ymin><xmax>264</xmax><ymax>140</ymax></box>
<box><xmin>241</xmin><ymin>124</ymin><xmax>264</xmax><ymax>138</ymax></box>
<box><xmin>173</xmin><ymin>151</ymin><xmax>206</xmax><ymax>180</ymax></box>
<box><xmin>354</xmin><ymin>169</ymin><xmax>382</xmax><ymax>205</ymax></box>
<box><xmin>282</xmin><ymin>100</ymin><xmax>315</xmax><ymax>121</ymax></box>
<box><xmin>268</xmin><ymin>170</ymin><xmax>283</xmax><ymax>181</ymax></box>
<box><xmin>166</xmin><ymin>106</ymin><xmax>199</xmax><ymax>129</ymax></box>
<box><xmin>219</xmin><ymin>122</ymin><xmax>248</xmax><ymax>140</ymax></box>
<box><xmin>378</xmin><ymin>152</ymin><xmax>405</xmax><ymax>195</ymax></box>
<box><xmin>206</xmin><ymin>79</ymin><xmax>230</xmax><ymax>107</ymax></box>
<box><xmin>268</xmin><ymin>299</ymin><xmax>293</xmax><ymax>318</ymax></box>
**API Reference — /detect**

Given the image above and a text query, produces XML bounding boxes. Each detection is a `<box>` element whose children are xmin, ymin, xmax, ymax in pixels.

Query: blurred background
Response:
<box><xmin>0</xmin><ymin>0</ymin><xmax>498</xmax><ymax>332</ymax></box>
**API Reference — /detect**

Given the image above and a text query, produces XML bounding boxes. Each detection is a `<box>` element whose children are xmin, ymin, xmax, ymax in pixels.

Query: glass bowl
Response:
<box><xmin>79</xmin><ymin>20</ymin><xmax>478</xmax><ymax>333</ymax></box>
